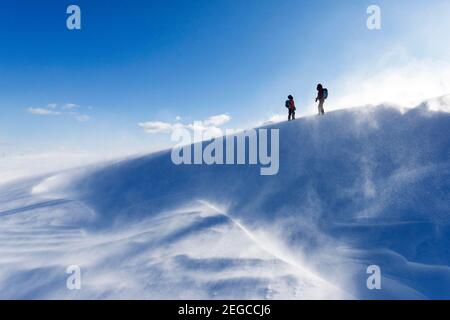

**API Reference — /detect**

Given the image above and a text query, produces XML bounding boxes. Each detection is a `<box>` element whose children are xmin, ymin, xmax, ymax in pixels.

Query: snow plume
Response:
<box><xmin>0</xmin><ymin>151</ymin><xmax>119</xmax><ymax>186</ymax></box>
<box><xmin>423</xmin><ymin>95</ymin><xmax>450</xmax><ymax>112</ymax></box>
<box><xmin>331</xmin><ymin>52</ymin><xmax>450</xmax><ymax>112</ymax></box>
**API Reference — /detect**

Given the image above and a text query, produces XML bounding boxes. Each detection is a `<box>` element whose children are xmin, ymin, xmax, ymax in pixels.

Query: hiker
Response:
<box><xmin>285</xmin><ymin>95</ymin><xmax>296</xmax><ymax>121</ymax></box>
<box><xmin>315</xmin><ymin>84</ymin><xmax>328</xmax><ymax>115</ymax></box>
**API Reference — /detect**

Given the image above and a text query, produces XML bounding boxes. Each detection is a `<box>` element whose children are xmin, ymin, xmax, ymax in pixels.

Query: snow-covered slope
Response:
<box><xmin>1</xmin><ymin>100</ymin><xmax>449</xmax><ymax>299</ymax></box>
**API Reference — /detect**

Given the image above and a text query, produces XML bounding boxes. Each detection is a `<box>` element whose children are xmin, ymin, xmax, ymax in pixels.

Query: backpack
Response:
<box><xmin>285</xmin><ymin>100</ymin><xmax>290</xmax><ymax>108</ymax></box>
<box><xmin>323</xmin><ymin>88</ymin><xmax>328</xmax><ymax>99</ymax></box>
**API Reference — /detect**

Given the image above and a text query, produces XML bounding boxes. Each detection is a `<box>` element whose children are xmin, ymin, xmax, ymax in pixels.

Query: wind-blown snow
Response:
<box><xmin>0</xmin><ymin>152</ymin><xmax>121</xmax><ymax>186</ymax></box>
<box><xmin>0</xmin><ymin>99</ymin><xmax>449</xmax><ymax>299</ymax></box>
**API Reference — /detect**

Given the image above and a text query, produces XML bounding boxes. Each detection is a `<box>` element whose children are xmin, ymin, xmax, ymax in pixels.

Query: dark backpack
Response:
<box><xmin>323</xmin><ymin>88</ymin><xmax>328</xmax><ymax>99</ymax></box>
<box><xmin>285</xmin><ymin>100</ymin><xmax>291</xmax><ymax>108</ymax></box>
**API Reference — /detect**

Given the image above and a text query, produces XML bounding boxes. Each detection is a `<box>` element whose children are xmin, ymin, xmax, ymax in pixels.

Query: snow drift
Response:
<box><xmin>1</xmin><ymin>99</ymin><xmax>450</xmax><ymax>299</ymax></box>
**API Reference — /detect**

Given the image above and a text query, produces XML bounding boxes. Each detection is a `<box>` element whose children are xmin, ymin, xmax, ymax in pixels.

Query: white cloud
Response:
<box><xmin>27</xmin><ymin>107</ymin><xmax>61</xmax><ymax>116</ymax></box>
<box><xmin>26</xmin><ymin>103</ymin><xmax>91</xmax><ymax>121</ymax></box>
<box><xmin>203</xmin><ymin>114</ymin><xmax>231</xmax><ymax>126</ymax></box>
<box><xmin>75</xmin><ymin>114</ymin><xmax>91</xmax><ymax>122</ymax></box>
<box><xmin>138</xmin><ymin>121</ymin><xmax>174</xmax><ymax>133</ymax></box>
<box><xmin>62</xmin><ymin>103</ymin><xmax>79</xmax><ymax>110</ymax></box>
<box><xmin>185</xmin><ymin>122</ymin><xmax>223</xmax><ymax>139</ymax></box>
<box><xmin>139</xmin><ymin>113</ymin><xmax>233</xmax><ymax>138</ymax></box>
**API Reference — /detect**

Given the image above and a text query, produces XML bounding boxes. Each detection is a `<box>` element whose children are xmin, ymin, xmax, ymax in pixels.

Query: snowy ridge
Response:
<box><xmin>0</xmin><ymin>99</ymin><xmax>450</xmax><ymax>299</ymax></box>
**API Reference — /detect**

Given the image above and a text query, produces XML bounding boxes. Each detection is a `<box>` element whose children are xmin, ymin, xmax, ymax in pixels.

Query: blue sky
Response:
<box><xmin>1</xmin><ymin>0</ymin><xmax>450</xmax><ymax>155</ymax></box>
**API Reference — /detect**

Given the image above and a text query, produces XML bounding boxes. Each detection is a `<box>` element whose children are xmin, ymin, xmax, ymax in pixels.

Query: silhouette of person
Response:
<box><xmin>285</xmin><ymin>95</ymin><xmax>296</xmax><ymax>121</ymax></box>
<box><xmin>315</xmin><ymin>84</ymin><xmax>325</xmax><ymax>115</ymax></box>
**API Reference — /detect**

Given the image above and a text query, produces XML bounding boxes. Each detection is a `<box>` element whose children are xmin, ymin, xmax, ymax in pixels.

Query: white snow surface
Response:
<box><xmin>1</xmin><ymin>99</ymin><xmax>450</xmax><ymax>299</ymax></box>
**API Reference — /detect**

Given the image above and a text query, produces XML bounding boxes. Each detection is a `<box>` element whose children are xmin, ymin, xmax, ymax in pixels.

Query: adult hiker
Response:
<box><xmin>285</xmin><ymin>95</ymin><xmax>296</xmax><ymax>121</ymax></box>
<box><xmin>315</xmin><ymin>84</ymin><xmax>328</xmax><ymax>115</ymax></box>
